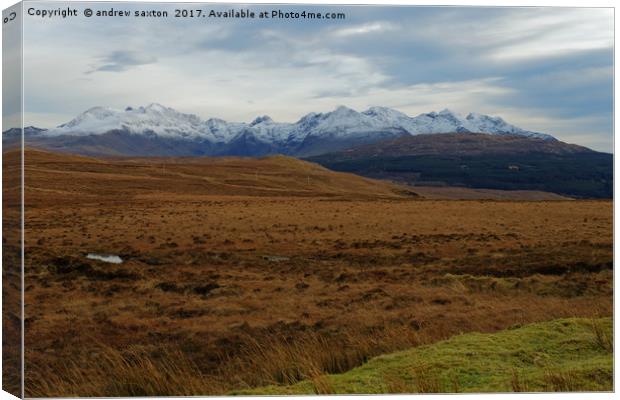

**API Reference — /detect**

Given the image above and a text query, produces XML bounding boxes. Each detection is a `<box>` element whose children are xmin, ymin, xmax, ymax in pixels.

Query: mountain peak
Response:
<box><xmin>364</xmin><ymin>106</ymin><xmax>390</xmax><ymax>114</ymax></box>
<box><xmin>438</xmin><ymin>108</ymin><xmax>457</xmax><ymax>115</ymax></box>
<box><xmin>332</xmin><ymin>105</ymin><xmax>358</xmax><ymax>115</ymax></box>
<box><xmin>57</xmin><ymin>106</ymin><xmax>119</xmax><ymax>130</ymax></box>
<box><xmin>82</xmin><ymin>106</ymin><xmax>116</xmax><ymax>115</ymax></box>
<box><xmin>466</xmin><ymin>112</ymin><xmax>506</xmax><ymax>125</ymax></box>
<box><xmin>362</xmin><ymin>106</ymin><xmax>409</xmax><ymax>119</ymax></box>
<box><xmin>250</xmin><ymin>115</ymin><xmax>274</xmax><ymax>126</ymax></box>
<box><xmin>144</xmin><ymin>103</ymin><xmax>169</xmax><ymax>112</ymax></box>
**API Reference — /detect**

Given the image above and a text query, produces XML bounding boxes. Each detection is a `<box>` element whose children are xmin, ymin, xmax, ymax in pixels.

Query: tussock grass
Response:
<box><xmin>26</xmin><ymin>344</ymin><xmax>218</xmax><ymax>397</ymax></box>
<box><xmin>26</xmin><ymin>324</ymin><xmax>422</xmax><ymax>397</ymax></box>
<box><xmin>590</xmin><ymin>318</ymin><xmax>613</xmax><ymax>352</ymax></box>
<box><xmin>412</xmin><ymin>364</ymin><xmax>442</xmax><ymax>393</ymax></box>
<box><xmin>309</xmin><ymin>369</ymin><xmax>335</xmax><ymax>395</ymax></box>
<box><xmin>26</xmin><ymin>318</ymin><xmax>613</xmax><ymax>396</ymax></box>
<box><xmin>510</xmin><ymin>369</ymin><xmax>530</xmax><ymax>392</ymax></box>
<box><xmin>218</xmin><ymin>323</ymin><xmax>422</xmax><ymax>389</ymax></box>
<box><xmin>236</xmin><ymin>318</ymin><xmax>613</xmax><ymax>395</ymax></box>
<box><xmin>543</xmin><ymin>370</ymin><xmax>580</xmax><ymax>392</ymax></box>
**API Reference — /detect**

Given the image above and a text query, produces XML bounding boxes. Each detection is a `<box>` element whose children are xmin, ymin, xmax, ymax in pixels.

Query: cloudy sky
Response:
<box><xmin>16</xmin><ymin>3</ymin><xmax>614</xmax><ymax>151</ymax></box>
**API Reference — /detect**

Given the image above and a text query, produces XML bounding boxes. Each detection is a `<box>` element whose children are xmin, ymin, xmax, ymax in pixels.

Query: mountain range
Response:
<box><xmin>1</xmin><ymin>104</ymin><xmax>612</xmax><ymax>198</ymax></box>
<box><xmin>3</xmin><ymin>103</ymin><xmax>555</xmax><ymax>157</ymax></box>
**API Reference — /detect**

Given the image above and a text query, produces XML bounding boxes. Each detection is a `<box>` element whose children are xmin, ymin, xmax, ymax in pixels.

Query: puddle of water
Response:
<box><xmin>86</xmin><ymin>253</ymin><xmax>123</xmax><ymax>264</ymax></box>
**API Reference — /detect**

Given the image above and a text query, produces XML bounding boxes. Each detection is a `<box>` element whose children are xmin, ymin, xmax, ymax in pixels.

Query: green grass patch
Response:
<box><xmin>233</xmin><ymin>317</ymin><xmax>612</xmax><ymax>394</ymax></box>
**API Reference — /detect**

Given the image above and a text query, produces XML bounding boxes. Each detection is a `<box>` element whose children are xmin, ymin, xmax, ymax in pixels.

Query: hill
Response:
<box><xmin>308</xmin><ymin>133</ymin><xmax>613</xmax><ymax>199</ymax></box>
<box><xmin>18</xmin><ymin>148</ymin><xmax>412</xmax><ymax>203</ymax></box>
<box><xmin>17</xmin><ymin>148</ymin><xmax>575</xmax><ymax>202</ymax></box>
<box><xmin>235</xmin><ymin>318</ymin><xmax>612</xmax><ymax>394</ymax></box>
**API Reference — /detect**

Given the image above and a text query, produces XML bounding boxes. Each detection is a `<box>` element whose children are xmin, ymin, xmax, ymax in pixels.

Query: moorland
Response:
<box><xmin>8</xmin><ymin>148</ymin><xmax>613</xmax><ymax>396</ymax></box>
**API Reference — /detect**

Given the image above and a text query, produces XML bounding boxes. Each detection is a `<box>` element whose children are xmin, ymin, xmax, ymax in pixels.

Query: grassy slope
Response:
<box><xmin>19</xmin><ymin>148</ymin><xmax>409</xmax><ymax>201</ymax></box>
<box><xmin>234</xmin><ymin>318</ymin><xmax>612</xmax><ymax>394</ymax></box>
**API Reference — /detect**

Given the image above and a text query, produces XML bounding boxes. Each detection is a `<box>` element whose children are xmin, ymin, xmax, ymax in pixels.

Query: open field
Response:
<box><xmin>15</xmin><ymin>149</ymin><xmax>612</xmax><ymax>396</ymax></box>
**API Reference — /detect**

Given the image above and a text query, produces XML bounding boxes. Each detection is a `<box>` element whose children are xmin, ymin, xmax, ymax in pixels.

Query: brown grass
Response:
<box><xmin>382</xmin><ymin>374</ymin><xmax>412</xmax><ymax>393</ymax></box>
<box><xmin>309</xmin><ymin>370</ymin><xmax>335</xmax><ymax>395</ymax></box>
<box><xmin>412</xmin><ymin>364</ymin><xmax>442</xmax><ymax>393</ymax></box>
<box><xmin>590</xmin><ymin>318</ymin><xmax>613</xmax><ymax>352</ymax></box>
<box><xmin>218</xmin><ymin>324</ymin><xmax>421</xmax><ymax>389</ymax></box>
<box><xmin>25</xmin><ymin>327</ymin><xmax>422</xmax><ymax>396</ymax></box>
<box><xmin>542</xmin><ymin>370</ymin><xmax>580</xmax><ymax>392</ymax></box>
<box><xmin>18</xmin><ymin>149</ymin><xmax>613</xmax><ymax>396</ymax></box>
<box><xmin>26</xmin><ymin>343</ymin><xmax>214</xmax><ymax>397</ymax></box>
<box><xmin>510</xmin><ymin>369</ymin><xmax>530</xmax><ymax>392</ymax></box>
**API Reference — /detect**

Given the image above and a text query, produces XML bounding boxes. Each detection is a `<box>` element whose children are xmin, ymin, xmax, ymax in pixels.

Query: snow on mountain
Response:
<box><xmin>241</xmin><ymin>116</ymin><xmax>293</xmax><ymax>144</ymax></box>
<box><xmin>51</xmin><ymin>103</ymin><xmax>217</xmax><ymax>141</ymax></box>
<box><xmin>54</xmin><ymin>106</ymin><xmax>122</xmax><ymax>135</ymax></box>
<box><xmin>393</xmin><ymin>108</ymin><xmax>554</xmax><ymax>140</ymax></box>
<box><xmin>301</xmin><ymin>106</ymin><xmax>385</xmax><ymax>134</ymax></box>
<box><xmin>288</xmin><ymin>105</ymin><xmax>407</xmax><ymax>147</ymax></box>
<box><xmin>407</xmin><ymin>109</ymin><xmax>471</xmax><ymax>134</ymax></box>
<box><xmin>204</xmin><ymin>117</ymin><xmax>246</xmax><ymax>142</ymax></box>
<box><xmin>362</xmin><ymin>106</ymin><xmax>422</xmax><ymax>133</ymax></box>
<box><xmin>464</xmin><ymin>112</ymin><xmax>555</xmax><ymax>140</ymax></box>
<box><xmin>43</xmin><ymin>104</ymin><xmax>555</xmax><ymax>148</ymax></box>
<box><xmin>249</xmin><ymin>115</ymin><xmax>274</xmax><ymax>126</ymax></box>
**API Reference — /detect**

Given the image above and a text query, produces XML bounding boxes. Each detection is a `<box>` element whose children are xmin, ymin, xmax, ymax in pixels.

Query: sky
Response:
<box><xmin>11</xmin><ymin>3</ymin><xmax>615</xmax><ymax>151</ymax></box>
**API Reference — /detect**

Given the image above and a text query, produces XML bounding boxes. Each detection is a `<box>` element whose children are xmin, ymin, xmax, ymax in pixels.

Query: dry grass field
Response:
<box><xmin>13</xmin><ymin>149</ymin><xmax>612</xmax><ymax>396</ymax></box>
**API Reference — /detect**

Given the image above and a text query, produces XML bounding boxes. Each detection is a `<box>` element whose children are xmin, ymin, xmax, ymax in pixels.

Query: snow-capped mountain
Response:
<box><xmin>52</xmin><ymin>104</ymin><xmax>223</xmax><ymax>141</ymax></box>
<box><xmin>368</xmin><ymin>108</ymin><xmax>555</xmax><ymax>140</ymax></box>
<box><xmin>12</xmin><ymin>104</ymin><xmax>556</xmax><ymax>157</ymax></box>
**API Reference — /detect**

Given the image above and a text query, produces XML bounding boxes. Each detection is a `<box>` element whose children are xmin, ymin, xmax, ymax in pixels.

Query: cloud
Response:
<box><xmin>408</xmin><ymin>8</ymin><xmax>613</xmax><ymax>63</ymax></box>
<box><xmin>88</xmin><ymin>50</ymin><xmax>157</xmax><ymax>73</ymax></box>
<box><xmin>20</xmin><ymin>4</ymin><xmax>613</xmax><ymax>152</ymax></box>
<box><xmin>331</xmin><ymin>22</ymin><xmax>398</xmax><ymax>37</ymax></box>
<box><xmin>485</xmin><ymin>10</ymin><xmax>613</xmax><ymax>62</ymax></box>
<box><xmin>334</xmin><ymin>77</ymin><xmax>517</xmax><ymax>121</ymax></box>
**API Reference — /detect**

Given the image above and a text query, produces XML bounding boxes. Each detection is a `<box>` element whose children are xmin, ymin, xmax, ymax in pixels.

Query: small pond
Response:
<box><xmin>86</xmin><ymin>253</ymin><xmax>123</xmax><ymax>264</ymax></box>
